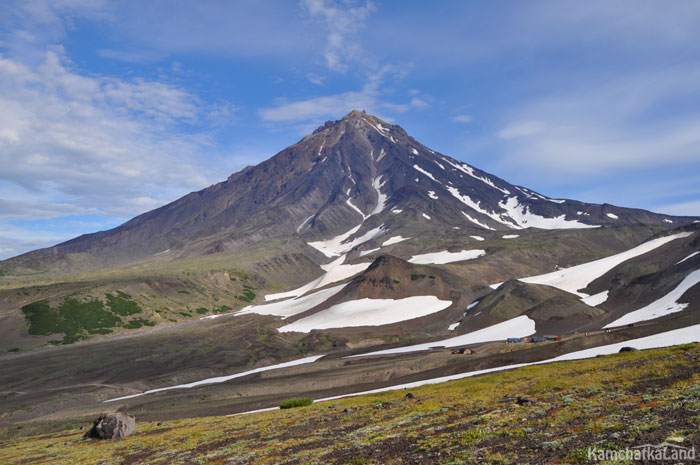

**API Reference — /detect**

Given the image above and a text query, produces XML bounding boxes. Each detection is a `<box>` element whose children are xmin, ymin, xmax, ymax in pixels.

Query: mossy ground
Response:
<box><xmin>2</xmin><ymin>344</ymin><xmax>699</xmax><ymax>464</ymax></box>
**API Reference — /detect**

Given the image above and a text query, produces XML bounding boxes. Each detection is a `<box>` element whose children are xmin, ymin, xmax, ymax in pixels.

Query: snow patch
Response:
<box><xmin>449</xmin><ymin>187</ymin><xmax>516</xmax><ymax>228</ymax></box>
<box><xmin>348</xmin><ymin>316</ymin><xmax>536</xmax><ymax>357</ymax></box>
<box><xmin>422</xmin><ymin>213</ymin><xmax>431</xmax><ymax>220</ymax></box>
<box><xmin>370</xmin><ymin>176</ymin><xmax>388</xmax><ymax>215</ymax></box>
<box><xmin>296</xmin><ymin>215</ymin><xmax>314</xmax><ymax>233</ymax></box>
<box><xmin>499</xmin><ymin>197</ymin><xmax>597</xmax><ymax>230</ymax></box>
<box><xmin>154</xmin><ymin>249</ymin><xmax>170</xmax><ymax>256</ymax></box>
<box><xmin>502</xmin><ymin>234</ymin><xmax>519</xmax><ymax>239</ymax></box>
<box><xmin>604</xmin><ymin>269</ymin><xmax>700</xmax><ymax>327</ymax></box>
<box><xmin>520</xmin><ymin>232</ymin><xmax>694</xmax><ymax>297</ymax></box>
<box><xmin>581</xmin><ymin>291</ymin><xmax>609</xmax><ymax>307</ymax></box>
<box><xmin>408</xmin><ymin>249</ymin><xmax>485</xmax><ymax>265</ymax></box>
<box><xmin>382</xmin><ymin>235</ymin><xmax>409</xmax><ymax>246</ymax></box>
<box><xmin>360</xmin><ymin>248</ymin><xmax>380</xmax><ymax>257</ymax></box>
<box><xmin>428</xmin><ymin>190</ymin><xmax>439</xmax><ymax>200</ymax></box>
<box><xmin>663</xmin><ymin>219</ymin><xmax>673</xmax><ymax>223</ymax></box>
<box><xmin>308</xmin><ymin>224</ymin><xmax>385</xmax><ymax>258</ymax></box>
<box><xmin>413</xmin><ymin>164</ymin><xmax>437</xmax><ymax>181</ymax></box>
<box><xmin>442</xmin><ymin>158</ymin><xmax>510</xmax><ymax>195</ymax></box>
<box><xmin>461</xmin><ymin>211</ymin><xmax>496</xmax><ymax>230</ymax></box>
<box><xmin>391</xmin><ymin>209</ymin><xmax>403</xmax><ymax>214</ymax></box>
<box><xmin>264</xmin><ymin>254</ymin><xmax>370</xmax><ymax>301</ymax></box>
<box><xmin>677</xmin><ymin>252</ymin><xmax>700</xmax><ymax>265</ymax></box>
<box><xmin>448</xmin><ymin>322</ymin><xmax>459</xmax><ymax>331</ymax></box>
<box><xmin>242</xmin><ymin>284</ymin><xmax>347</xmax><ymax>318</ymax></box>
<box><xmin>606</xmin><ymin>213</ymin><xmax>619</xmax><ymax>220</ymax></box>
<box><xmin>104</xmin><ymin>355</ymin><xmax>325</xmax><ymax>403</ymax></box>
<box><xmin>470</xmin><ymin>235</ymin><xmax>485</xmax><ymax>241</ymax></box>
<box><xmin>278</xmin><ymin>296</ymin><xmax>453</xmax><ymax>333</ymax></box>
<box><xmin>411</xmin><ymin>148</ymin><xmax>419</xmax><ymax>155</ymax></box>
<box><xmin>346</xmin><ymin>197</ymin><xmax>366</xmax><ymax>220</ymax></box>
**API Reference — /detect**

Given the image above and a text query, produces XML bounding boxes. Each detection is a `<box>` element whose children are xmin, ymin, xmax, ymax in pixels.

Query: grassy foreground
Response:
<box><xmin>2</xmin><ymin>344</ymin><xmax>700</xmax><ymax>464</ymax></box>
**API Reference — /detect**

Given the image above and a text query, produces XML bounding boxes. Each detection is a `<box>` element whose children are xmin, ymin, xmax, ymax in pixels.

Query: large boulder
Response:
<box><xmin>83</xmin><ymin>412</ymin><xmax>136</xmax><ymax>439</ymax></box>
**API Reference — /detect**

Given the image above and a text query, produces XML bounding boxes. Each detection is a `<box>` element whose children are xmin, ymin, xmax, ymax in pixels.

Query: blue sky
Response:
<box><xmin>1</xmin><ymin>0</ymin><xmax>699</xmax><ymax>259</ymax></box>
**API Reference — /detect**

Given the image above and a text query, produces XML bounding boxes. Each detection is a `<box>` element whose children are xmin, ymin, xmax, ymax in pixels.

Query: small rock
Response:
<box><xmin>619</xmin><ymin>346</ymin><xmax>638</xmax><ymax>353</ymax></box>
<box><xmin>343</xmin><ymin>407</ymin><xmax>354</xmax><ymax>413</ymax></box>
<box><xmin>83</xmin><ymin>412</ymin><xmax>136</xmax><ymax>440</ymax></box>
<box><xmin>516</xmin><ymin>396</ymin><xmax>534</xmax><ymax>406</ymax></box>
<box><xmin>157</xmin><ymin>422</ymin><xmax>162</xmax><ymax>426</ymax></box>
<box><xmin>405</xmin><ymin>392</ymin><xmax>415</xmax><ymax>400</ymax></box>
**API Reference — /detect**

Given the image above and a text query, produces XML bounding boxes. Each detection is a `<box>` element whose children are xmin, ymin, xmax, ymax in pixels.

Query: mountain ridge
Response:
<box><xmin>4</xmin><ymin>110</ymin><xmax>698</xmax><ymax>271</ymax></box>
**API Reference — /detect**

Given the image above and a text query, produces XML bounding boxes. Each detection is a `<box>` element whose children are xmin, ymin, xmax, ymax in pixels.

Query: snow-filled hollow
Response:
<box><xmin>498</xmin><ymin>197</ymin><xmax>598</xmax><ymax>230</ymax></box>
<box><xmin>263</xmin><ymin>254</ymin><xmax>370</xmax><ymax>301</ymax></box>
<box><xmin>604</xmin><ymin>269</ymin><xmax>700</xmax><ymax>328</ymax></box>
<box><xmin>238</xmin><ymin>284</ymin><xmax>348</xmax><ymax>319</ymax></box>
<box><xmin>408</xmin><ymin>249</ymin><xmax>485</xmax><ymax>265</ymax></box>
<box><xmin>278</xmin><ymin>296</ymin><xmax>453</xmax><ymax>333</ymax></box>
<box><xmin>382</xmin><ymin>235</ymin><xmax>409</xmax><ymax>246</ymax></box>
<box><xmin>519</xmin><ymin>232</ymin><xmax>694</xmax><ymax>297</ymax></box>
<box><xmin>307</xmin><ymin>224</ymin><xmax>384</xmax><ymax>258</ymax></box>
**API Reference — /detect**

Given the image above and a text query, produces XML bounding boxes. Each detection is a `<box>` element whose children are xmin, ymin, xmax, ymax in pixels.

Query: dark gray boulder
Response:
<box><xmin>83</xmin><ymin>412</ymin><xmax>136</xmax><ymax>439</ymax></box>
<box><xmin>619</xmin><ymin>347</ymin><xmax>639</xmax><ymax>353</ymax></box>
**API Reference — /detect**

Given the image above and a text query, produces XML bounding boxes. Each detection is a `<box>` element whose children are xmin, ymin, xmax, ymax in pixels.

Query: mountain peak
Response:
<box><xmin>312</xmin><ymin>110</ymin><xmax>394</xmax><ymax>136</ymax></box>
<box><xmin>14</xmin><ymin>112</ymin><xmax>698</xmax><ymax>264</ymax></box>
<box><xmin>342</xmin><ymin>109</ymin><xmax>368</xmax><ymax>120</ymax></box>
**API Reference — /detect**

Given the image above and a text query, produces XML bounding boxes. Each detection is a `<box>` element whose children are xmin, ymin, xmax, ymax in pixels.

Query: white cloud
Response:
<box><xmin>654</xmin><ymin>199</ymin><xmax>700</xmax><ymax>217</ymax></box>
<box><xmin>259</xmin><ymin>64</ymin><xmax>415</xmax><ymax>123</ymax></box>
<box><xmin>0</xmin><ymin>49</ymin><xmax>222</xmax><ymax>221</ymax></box>
<box><xmin>301</xmin><ymin>0</ymin><xmax>376</xmax><ymax>73</ymax></box>
<box><xmin>0</xmin><ymin>224</ymin><xmax>75</xmax><ymax>260</ymax></box>
<box><xmin>410</xmin><ymin>97</ymin><xmax>429</xmax><ymax>109</ymax></box>
<box><xmin>0</xmin><ymin>199</ymin><xmax>98</xmax><ymax>221</ymax></box>
<box><xmin>497</xmin><ymin>121</ymin><xmax>546</xmax><ymax>139</ymax></box>
<box><xmin>452</xmin><ymin>114</ymin><xmax>474</xmax><ymax>123</ymax></box>
<box><xmin>306</xmin><ymin>72</ymin><xmax>327</xmax><ymax>86</ymax></box>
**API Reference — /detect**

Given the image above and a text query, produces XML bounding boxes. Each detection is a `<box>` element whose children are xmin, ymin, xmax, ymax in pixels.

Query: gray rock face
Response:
<box><xmin>83</xmin><ymin>412</ymin><xmax>136</xmax><ymax>439</ymax></box>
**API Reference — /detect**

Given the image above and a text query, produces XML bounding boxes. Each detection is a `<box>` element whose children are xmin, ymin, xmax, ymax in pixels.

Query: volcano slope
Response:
<box><xmin>1</xmin><ymin>112</ymin><xmax>699</xmax><ymax>435</ymax></box>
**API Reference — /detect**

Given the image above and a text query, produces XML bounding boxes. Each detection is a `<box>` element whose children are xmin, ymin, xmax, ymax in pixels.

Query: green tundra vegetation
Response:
<box><xmin>279</xmin><ymin>398</ymin><xmax>314</xmax><ymax>409</ymax></box>
<box><xmin>1</xmin><ymin>344</ymin><xmax>699</xmax><ymax>464</ymax></box>
<box><xmin>20</xmin><ymin>293</ymin><xmax>154</xmax><ymax>344</ymax></box>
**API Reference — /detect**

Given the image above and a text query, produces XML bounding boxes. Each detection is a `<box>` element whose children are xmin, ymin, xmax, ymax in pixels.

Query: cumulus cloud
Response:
<box><xmin>0</xmin><ymin>49</ymin><xmax>221</xmax><ymax>222</ymax></box>
<box><xmin>301</xmin><ymin>0</ymin><xmax>376</xmax><ymax>73</ymax></box>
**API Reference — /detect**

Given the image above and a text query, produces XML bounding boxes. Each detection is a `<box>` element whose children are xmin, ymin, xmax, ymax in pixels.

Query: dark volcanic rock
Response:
<box><xmin>619</xmin><ymin>346</ymin><xmax>639</xmax><ymax>353</ymax></box>
<box><xmin>8</xmin><ymin>110</ymin><xmax>698</xmax><ymax>270</ymax></box>
<box><xmin>83</xmin><ymin>412</ymin><xmax>136</xmax><ymax>439</ymax></box>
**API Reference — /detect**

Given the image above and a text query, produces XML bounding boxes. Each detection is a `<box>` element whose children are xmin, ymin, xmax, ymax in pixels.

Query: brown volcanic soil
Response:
<box><xmin>2</xmin><ymin>303</ymin><xmax>699</xmax><ymax>434</ymax></box>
